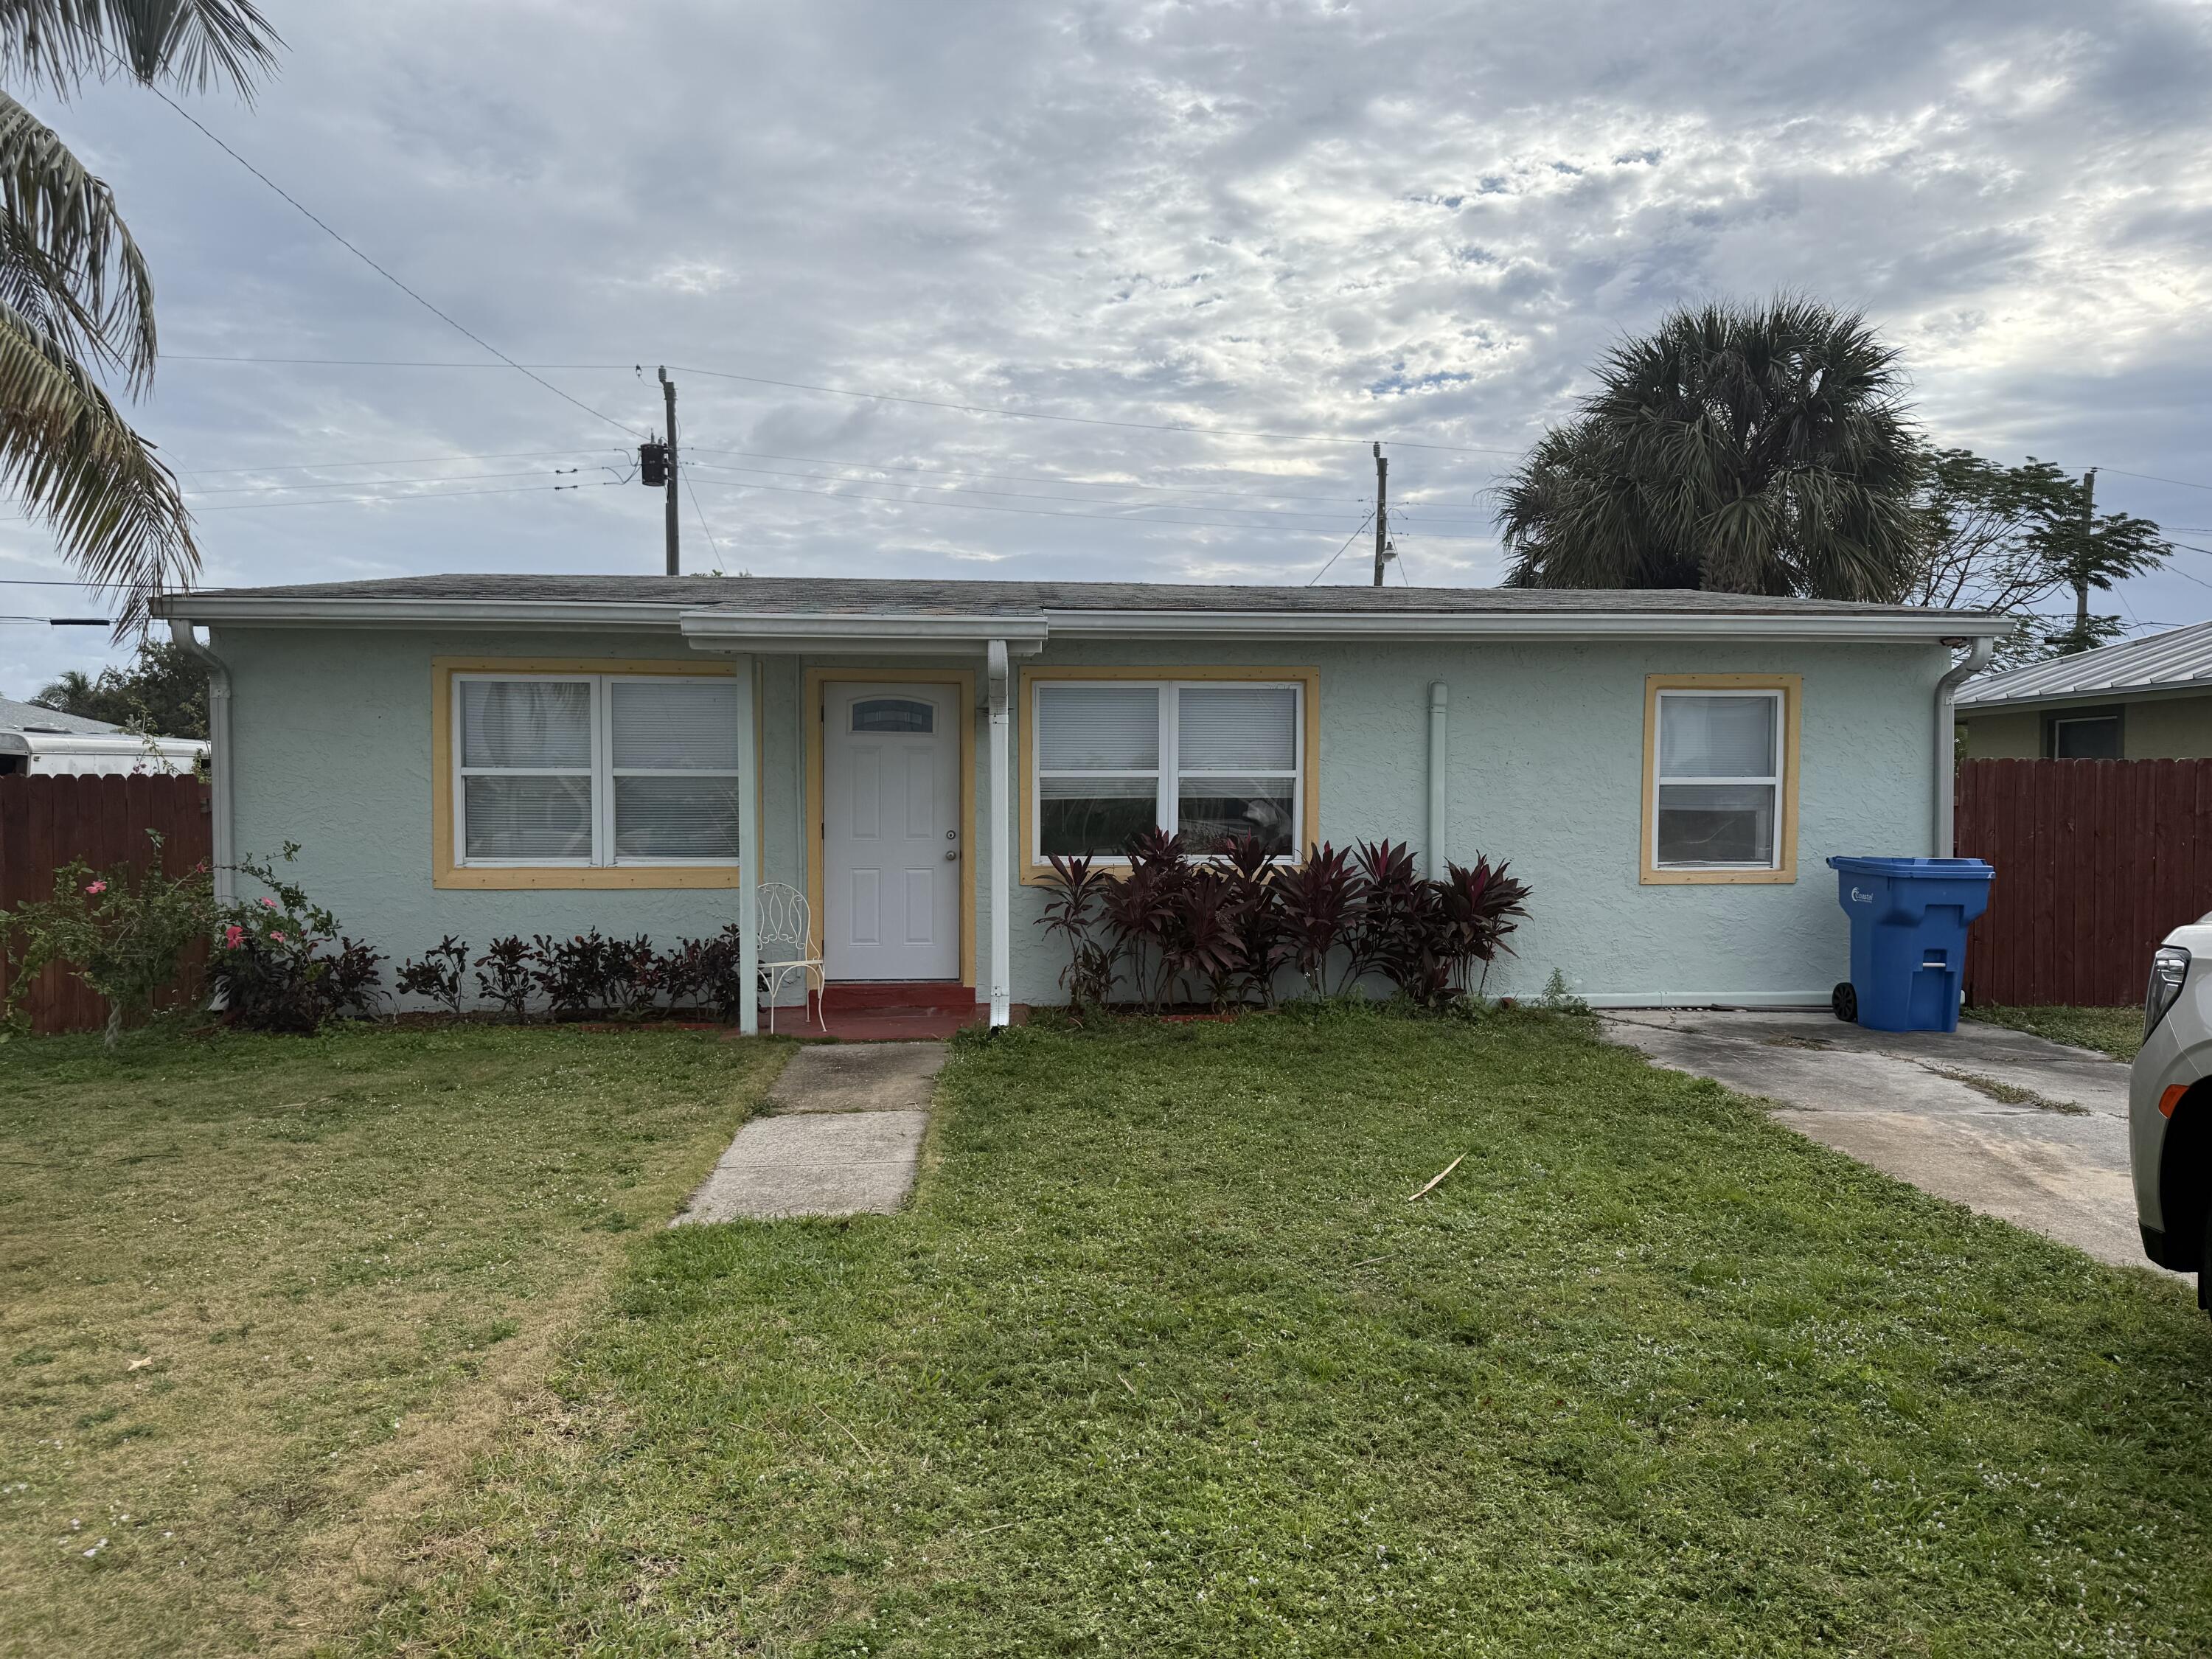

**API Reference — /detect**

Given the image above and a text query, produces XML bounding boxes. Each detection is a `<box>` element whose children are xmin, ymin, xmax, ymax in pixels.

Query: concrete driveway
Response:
<box><xmin>1599</xmin><ymin>1008</ymin><xmax>2180</xmax><ymax>1280</ymax></box>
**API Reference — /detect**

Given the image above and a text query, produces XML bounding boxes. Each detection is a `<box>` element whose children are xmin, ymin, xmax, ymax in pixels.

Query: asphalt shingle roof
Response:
<box><xmin>169</xmin><ymin>573</ymin><xmax>1989</xmax><ymax>622</ymax></box>
<box><xmin>0</xmin><ymin>695</ymin><xmax>120</xmax><ymax>735</ymax></box>
<box><xmin>1956</xmin><ymin>619</ymin><xmax>2212</xmax><ymax>709</ymax></box>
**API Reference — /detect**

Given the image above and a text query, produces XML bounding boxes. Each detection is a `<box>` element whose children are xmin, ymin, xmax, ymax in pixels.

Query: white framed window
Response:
<box><xmin>1032</xmin><ymin>679</ymin><xmax>1303</xmax><ymax>861</ymax></box>
<box><xmin>1650</xmin><ymin>689</ymin><xmax>1784</xmax><ymax>870</ymax></box>
<box><xmin>453</xmin><ymin>673</ymin><xmax>740</xmax><ymax>866</ymax></box>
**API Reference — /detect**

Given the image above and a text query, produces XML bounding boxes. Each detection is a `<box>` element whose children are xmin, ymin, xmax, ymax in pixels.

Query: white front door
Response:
<box><xmin>823</xmin><ymin>682</ymin><xmax>961</xmax><ymax>981</ymax></box>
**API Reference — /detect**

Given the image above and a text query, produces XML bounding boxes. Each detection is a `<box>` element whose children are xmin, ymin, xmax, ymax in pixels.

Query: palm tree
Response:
<box><xmin>0</xmin><ymin>1</ymin><xmax>279</xmax><ymax>633</ymax></box>
<box><xmin>1497</xmin><ymin>297</ymin><xmax>1922</xmax><ymax>600</ymax></box>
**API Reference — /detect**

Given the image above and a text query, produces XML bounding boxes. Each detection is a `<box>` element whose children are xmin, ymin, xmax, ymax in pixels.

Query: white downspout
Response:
<box><xmin>167</xmin><ymin>621</ymin><xmax>233</xmax><ymax>904</ymax></box>
<box><xmin>734</xmin><ymin>653</ymin><xmax>760</xmax><ymax>1036</ymax></box>
<box><xmin>1933</xmin><ymin>636</ymin><xmax>1997</xmax><ymax>857</ymax></box>
<box><xmin>987</xmin><ymin>639</ymin><xmax>1011</xmax><ymax>1029</ymax></box>
<box><xmin>1425</xmin><ymin>681</ymin><xmax>1448</xmax><ymax>880</ymax></box>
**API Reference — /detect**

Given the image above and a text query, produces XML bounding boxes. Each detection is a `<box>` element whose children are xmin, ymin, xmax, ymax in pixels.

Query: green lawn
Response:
<box><xmin>349</xmin><ymin>1007</ymin><xmax>2212</xmax><ymax>1656</ymax></box>
<box><xmin>0</xmin><ymin>1024</ymin><xmax>787</xmax><ymax>1656</ymax></box>
<box><xmin>1969</xmin><ymin>1004</ymin><xmax>2146</xmax><ymax>1060</ymax></box>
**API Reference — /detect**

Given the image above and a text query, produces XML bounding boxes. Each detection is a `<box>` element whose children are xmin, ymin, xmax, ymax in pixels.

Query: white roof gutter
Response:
<box><xmin>150</xmin><ymin>594</ymin><xmax>2010</xmax><ymax>647</ymax></box>
<box><xmin>1042</xmin><ymin>609</ymin><xmax>2017</xmax><ymax>643</ymax></box>
<box><xmin>152</xmin><ymin>597</ymin><xmax>689</xmax><ymax>629</ymax></box>
<box><xmin>678</xmin><ymin>611</ymin><xmax>1051</xmax><ymax>655</ymax></box>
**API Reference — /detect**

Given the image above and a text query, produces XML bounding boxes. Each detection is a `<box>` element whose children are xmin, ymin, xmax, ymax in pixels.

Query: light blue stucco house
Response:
<box><xmin>150</xmin><ymin>575</ymin><xmax>2009</xmax><ymax>1029</ymax></box>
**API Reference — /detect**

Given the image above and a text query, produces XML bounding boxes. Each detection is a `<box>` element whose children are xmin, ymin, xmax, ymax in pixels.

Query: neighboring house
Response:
<box><xmin>1955</xmin><ymin>620</ymin><xmax>2212</xmax><ymax>759</ymax></box>
<box><xmin>150</xmin><ymin>576</ymin><xmax>2009</xmax><ymax>1023</ymax></box>
<box><xmin>0</xmin><ymin>695</ymin><xmax>208</xmax><ymax>777</ymax></box>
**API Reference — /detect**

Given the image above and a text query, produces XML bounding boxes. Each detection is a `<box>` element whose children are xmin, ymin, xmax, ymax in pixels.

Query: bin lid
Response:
<box><xmin>1826</xmin><ymin>855</ymin><xmax>1993</xmax><ymax>880</ymax></box>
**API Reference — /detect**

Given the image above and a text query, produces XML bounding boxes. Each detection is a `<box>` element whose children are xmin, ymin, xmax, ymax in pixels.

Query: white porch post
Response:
<box><xmin>734</xmin><ymin>654</ymin><xmax>761</xmax><ymax>1036</ymax></box>
<box><xmin>987</xmin><ymin>639</ymin><xmax>1012</xmax><ymax>1028</ymax></box>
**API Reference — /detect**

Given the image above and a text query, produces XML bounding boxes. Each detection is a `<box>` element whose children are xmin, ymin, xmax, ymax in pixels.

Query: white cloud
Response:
<box><xmin>8</xmin><ymin>0</ymin><xmax>2212</xmax><ymax>692</ymax></box>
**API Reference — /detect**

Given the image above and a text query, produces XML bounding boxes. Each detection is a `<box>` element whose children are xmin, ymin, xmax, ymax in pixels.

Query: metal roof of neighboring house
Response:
<box><xmin>152</xmin><ymin>574</ymin><xmax>2011</xmax><ymax>647</ymax></box>
<box><xmin>1955</xmin><ymin>619</ymin><xmax>2212</xmax><ymax>712</ymax></box>
<box><xmin>0</xmin><ymin>695</ymin><xmax>122</xmax><ymax>735</ymax></box>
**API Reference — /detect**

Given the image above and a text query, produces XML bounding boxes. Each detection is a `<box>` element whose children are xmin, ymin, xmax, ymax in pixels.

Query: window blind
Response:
<box><xmin>463</xmin><ymin>775</ymin><xmax>592</xmax><ymax>860</ymax></box>
<box><xmin>611</xmin><ymin>680</ymin><xmax>740</xmax><ymax>771</ymax></box>
<box><xmin>1037</xmin><ymin>685</ymin><xmax>1159</xmax><ymax>771</ymax></box>
<box><xmin>1178</xmin><ymin>685</ymin><xmax>1296</xmax><ymax>771</ymax></box>
<box><xmin>453</xmin><ymin>673</ymin><xmax>742</xmax><ymax>866</ymax></box>
<box><xmin>1658</xmin><ymin>695</ymin><xmax>1775</xmax><ymax>778</ymax></box>
<box><xmin>462</xmin><ymin>680</ymin><xmax>591</xmax><ymax>769</ymax></box>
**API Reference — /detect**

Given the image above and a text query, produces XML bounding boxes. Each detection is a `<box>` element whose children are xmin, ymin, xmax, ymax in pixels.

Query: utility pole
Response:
<box><xmin>2072</xmin><ymin>467</ymin><xmax>2097</xmax><ymax>642</ymax></box>
<box><xmin>1371</xmin><ymin>442</ymin><xmax>1389</xmax><ymax>587</ymax></box>
<box><xmin>660</xmin><ymin>366</ymin><xmax>680</xmax><ymax>577</ymax></box>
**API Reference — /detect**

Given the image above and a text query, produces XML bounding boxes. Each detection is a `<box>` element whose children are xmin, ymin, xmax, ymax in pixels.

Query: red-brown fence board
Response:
<box><xmin>0</xmin><ymin>774</ymin><xmax>212</xmax><ymax>1034</ymax></box>
<box><xmin>1955</xmin><ymin>758</ymin><xmax>2212</xmax><ymax>1008</ymax></box>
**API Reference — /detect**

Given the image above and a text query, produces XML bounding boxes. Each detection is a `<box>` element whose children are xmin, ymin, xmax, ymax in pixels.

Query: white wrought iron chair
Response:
<box><xmin>754</xmin><ymin>880</ymin><xmax>826</xmax><ymax>1034</ymax></box>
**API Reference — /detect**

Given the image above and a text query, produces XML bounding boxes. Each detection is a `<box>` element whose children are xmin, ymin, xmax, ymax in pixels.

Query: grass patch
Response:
<box><xmin>1969</xmin><ymin>1004</ymin><xmax>2145</xmax><ymax>1061</ymax></box>
<box><xmin>356</xmin><ymin>1006</ymin><xmax>2212</xmax><ymax>1655</ymax></box>
<box><xmin>0</xmin><ymin>1023</ymin><xmax>786</xmax><ymax>1655</ymax></box>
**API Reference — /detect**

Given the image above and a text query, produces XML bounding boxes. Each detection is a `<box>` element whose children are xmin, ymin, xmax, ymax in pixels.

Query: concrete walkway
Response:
<box><xmin>1599</xmin><ymin>1009</ymin><xmax>2175</xmax><ymax>1278</ymax></box>
<box><xmin>672</xmin><ymin>1042</ymin><xmax>945</xmax><ymax>1224</ymax></box>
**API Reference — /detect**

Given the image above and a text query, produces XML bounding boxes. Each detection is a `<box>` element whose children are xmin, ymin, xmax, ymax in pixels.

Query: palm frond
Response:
<box><xmin>0</xmin><ymin>296</ymin><xmax>194</xmax><ymax>634</ymax></box>
<box><xmin>0</xmin><ymin>0</ymin><xmax>279</xmax><ymax>100</ymax></box>
<box><xmin>0</xmin><ymin>88</ymin><xmax>152</xmax><ymax>386</ymax></box>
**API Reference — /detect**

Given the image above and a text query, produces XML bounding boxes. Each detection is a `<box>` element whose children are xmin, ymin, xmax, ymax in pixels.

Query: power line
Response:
<box><xmin>144</xmin><ymin>98</ymin><xmax>646</xmax><ymax>441</ymax></box>
<box><xmin>686</xmin><ymin>473</ymin><xmax>1410</xmax><ymax>536</ymax></box>
<box><xmin>173</xmin><ymin>445</ymin><xmax>626</xmax><ymax>479</ymax></box>
<box><xmin>681</xmin><ymin>443</ymin><xmax>1371</xmax><ymax>507</ymax></box>
<box><xmin>1307</xmin><ymin>514</ymin><xmax>1377</xmax><ymax>585</ymax></box>
<box><xmin>0</xmin><ymin>480</ymin><xmax>618</xmax><ymax>522</ymax></box>
<box><xmin>682</xmin><ymin>471</ymin><xmax>723</xmax><ymax>571</ymax></box>
<box><xmin>685</xmin><ymin>459</ymin><xmax>1399</xmax><ymax>525</ymax></box>
<box><xmin>157</xmin><ymin>352</ymin><xmax>1519</xmax><ymax>456</ymax></box>
<box><xmin>671</xmin><ymin>363</ymin><xmax>1520</xmax><ymax>456</ymax></box>
<box><xmin>2093</xmin><ymin>467</ymin><xmax>2212</xmax><ymax>495</ymax></box>
<box><xmin>177</xmin><ymin>467</ymin><xmax>574</xmax><ymax>500</ymax></box>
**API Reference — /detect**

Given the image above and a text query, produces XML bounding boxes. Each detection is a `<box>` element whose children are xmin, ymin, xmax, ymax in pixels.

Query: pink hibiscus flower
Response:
<box><xmin>84</xmin><ymin>880</ymin><xmax>107</xmax><ymax>895</ymax></box>
<box><xmin>269</xmin><ymin>931</ymin><xmax>286</xmax><ymax>943</ymax></box>
<box><xmin>260</xmin><ymin>897</ymin><xmax>278</xmax><ymax>909</ymax></box>
<box><xmin>223</xmin><ymin>925</ymin><xmax>244</xmax><ymax>949</ymax></box>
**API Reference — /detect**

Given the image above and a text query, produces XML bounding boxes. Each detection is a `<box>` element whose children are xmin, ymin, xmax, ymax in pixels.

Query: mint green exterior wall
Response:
<box><xmin>212</xmin><ymin>625</ymin><xmax>1947</xmax><ymax>1010</ymax></box>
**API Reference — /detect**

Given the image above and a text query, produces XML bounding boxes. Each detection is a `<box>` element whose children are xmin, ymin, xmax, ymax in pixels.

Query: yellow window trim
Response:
<box><xmin>1017</xmin><ymin>664</ymin><xmax>1322</xmax><ymax>886</ymax></box>
<box><xmin>802</xmin><ymin>667</ymin><xmax>978</xmax><ymax>988</ymax></box>
<box><xmin>1641</xmin><ymin>672</ymin><xmax>1801</xmax><ymax>886</ymax></box>
<box><xmin>431</xmin><ymin>656</ymin><xmax>754</xmax><ymax>891</ymax></box>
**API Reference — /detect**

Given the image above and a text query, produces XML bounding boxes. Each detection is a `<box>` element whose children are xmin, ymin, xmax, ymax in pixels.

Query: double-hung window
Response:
<box><xmin>1649</xmin><ymin>688</ymin><xmax>1786</xmax><ymax>872</ymax></box>
<box><xmin>1032</xmin><ymin>678</ymin><xmax>1304</xmax><ymax>861</ymax></box>
<box><xmin>453</xmin><ymin>673</ymin><xmax>740</xmax><ymax>866</ymax></box>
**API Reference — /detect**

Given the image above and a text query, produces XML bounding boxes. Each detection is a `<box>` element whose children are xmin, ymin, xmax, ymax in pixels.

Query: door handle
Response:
<box><xmin>944</xmin><ymin>849</ymin><xmax>958</xmax><ymax>861</ymax></box>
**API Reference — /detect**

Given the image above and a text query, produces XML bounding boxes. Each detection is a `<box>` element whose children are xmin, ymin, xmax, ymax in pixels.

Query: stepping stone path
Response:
<box><xmin>672</xmin><ymin>1042</ymin><xmax>945</xmax><ymax>1224</ymax></box>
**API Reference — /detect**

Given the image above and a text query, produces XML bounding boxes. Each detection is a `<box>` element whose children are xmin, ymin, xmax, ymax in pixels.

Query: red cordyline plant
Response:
<box><xmin>1431</xmin><ymin>855</ymin><xmax>1533</xmax><ymax>1001</ymax></box>
<box><xmin>1274</xmin><ymin>841</ymin><xmax>1368</xmax><ymax>999</ymax></box>
<box><xmin>1166</xmin><ymin>866</ymin><xmax>1246</xmax><ymax>1009</ymax></box>
<box><xmin>1219</xmin><ymin>832</ymin><xmax>1291</xmax><ymax>1006</ymax></box>
<box><xmin>1037</xmin><ymin>852</ymin><xmax>1116</xmax><ymax>1012</ymax></box>
<box><xmin>1101</xmin><ymin>827</ymin><xmax>1189</xmax><ymax>1012</ymax></box>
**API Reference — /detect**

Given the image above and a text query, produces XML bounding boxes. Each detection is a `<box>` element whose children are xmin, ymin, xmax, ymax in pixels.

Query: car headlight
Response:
<box><xmin>2146</xmin><ymin>946</ymin><xmax>2192</xmax><ymax>1040</ymax></box>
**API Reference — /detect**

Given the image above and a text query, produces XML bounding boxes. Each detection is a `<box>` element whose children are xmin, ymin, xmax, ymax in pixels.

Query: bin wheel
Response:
<box><xmin>1832</xmin><ymin>981</ymin><xmax>1858</xmax><ymax>1023</ymax></box>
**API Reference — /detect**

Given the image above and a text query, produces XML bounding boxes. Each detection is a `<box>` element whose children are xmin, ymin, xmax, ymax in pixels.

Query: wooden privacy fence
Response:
<box><xmin>1955</xmin><ymin>758</ymin><xmax>2212</xmax><ymax>1009</ymax></box>
<box><xmin>0</xmin><ymin>773</ymin><xmax>212</xmax><ymax>1033</ymax></box>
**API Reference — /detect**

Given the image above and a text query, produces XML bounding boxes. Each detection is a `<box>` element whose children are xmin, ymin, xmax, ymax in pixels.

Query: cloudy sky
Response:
<box><xmin>6</xmin><ymin>0</ymin><xmax>2212</xmax><ymax>698</ymax></box>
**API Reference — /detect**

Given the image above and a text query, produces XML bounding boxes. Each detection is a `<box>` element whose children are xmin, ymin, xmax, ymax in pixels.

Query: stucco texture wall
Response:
<box><xmin>215</xmin><ymin>626</ymin><xmax>1944</xmax><ymax>1010</ymax></box>
<box><xmin>213</xmin><ymin>627</ymin><xmax>804</xmax><ymax>984</ymax></box>
<box><xmin>994</xmin><ymin>638</ymin><xmax>1942</xmax><ymax>1008</ymax></box>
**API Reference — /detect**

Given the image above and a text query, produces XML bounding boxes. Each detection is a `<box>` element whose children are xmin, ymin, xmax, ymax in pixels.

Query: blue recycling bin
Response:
<box><xmin>1826</xmin><ymin>856</ymin><xmax>1994</xmax><ymax>1032</ymax></box>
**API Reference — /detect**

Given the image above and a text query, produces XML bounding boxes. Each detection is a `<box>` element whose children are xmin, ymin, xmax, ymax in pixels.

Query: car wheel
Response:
<box><xmin>1832</xmin><ymin>981</ymin><xmax>1857</xmax><ymax>1023</ymax></box>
